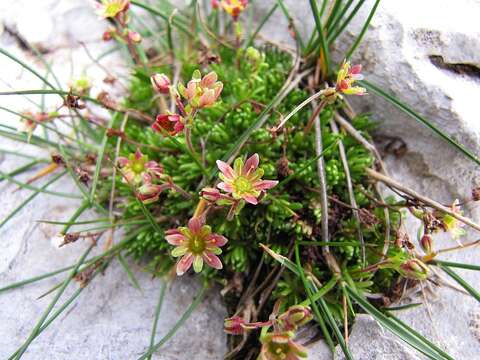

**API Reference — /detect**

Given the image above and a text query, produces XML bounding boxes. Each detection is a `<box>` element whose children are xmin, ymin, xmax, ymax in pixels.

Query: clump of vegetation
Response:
<box><xmin>1</xmin><ymin>1</ymin><xmax>480</xmax><ymax>359</ymax></box>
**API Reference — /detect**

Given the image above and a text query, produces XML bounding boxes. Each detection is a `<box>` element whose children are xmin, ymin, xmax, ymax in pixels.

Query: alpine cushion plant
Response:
<box><xmin>166</xmin><ymin>217</ymin><xmax>228</xmax><ymax>275</ymax></box>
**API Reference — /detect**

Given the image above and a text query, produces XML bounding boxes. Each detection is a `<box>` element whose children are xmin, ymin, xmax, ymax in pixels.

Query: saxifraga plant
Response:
<box><xmin>1</xmin><ymin>1</ymin><xmax>480</xmax><ymax>359</ymax></box>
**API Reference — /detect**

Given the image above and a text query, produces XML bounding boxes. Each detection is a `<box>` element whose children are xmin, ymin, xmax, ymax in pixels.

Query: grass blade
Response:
<box><xmin>360</xmin><ymin>79</ymin><xmax>480</xmax><ymax>165</ymax></box>
<box><xmin>438</xmin><ymin>265</ymin><xmax>480</xmax><ymax>302</ymax></box>
<box><xmin>0</xmin><ymin>171</ymin><xmax>67</xmax><ymax>229</ymax></box>
<box><xmin>0</xmin><ymin>48</ymin><xmax>57</xmax><ymax>91</ymax></box>
<box><xmin>245</xmin><ymin>3</ymin><xmax>278</xmax><ymax>48</ymax></box>
<box><xmin>346</xmin><ymin>285</ymin><xmax>454</xmax><ymax>360</ymax></box>
<box><xmin>10</xmin><ymin>244</ymin><xmax>95</xmax><ymax>359</ymax></box>
<box><xmin>345</xmin><ymin>0</ymin><xmax>381</xmax><ymax>60</ymax></box>
<box><xmin>327</xmin><ymin>0</ymin><xmax>366</xmax><ymax>44</ymax></box>
<box><xmin>117</xmin><ymin>253</ymin><xmax>142</xmax><ymax>292</ymax></box>
<box><xmin>137</xmin><ymin>284</ymin><xmax>207</xmax><ymax>360</ymax></box>
<box><xmin>308</xmin><ymin>0</ymin><xmax>331</xmax><ymax>75</ymax></box>
<box><xmin>432</xmin><ymin>260</ymin><xmax>480</xmax><ymax>271</ymax></box>
<box><xmin>147</xmin><ymin>281</ymin><xmax>168</xmax><ymax>360</ymax></box>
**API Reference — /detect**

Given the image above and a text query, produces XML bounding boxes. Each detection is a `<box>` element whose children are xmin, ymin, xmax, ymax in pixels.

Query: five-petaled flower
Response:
<box><xmin>259</xmin><ymin>331</ymin><xmax>308</xmax><ymax>360</ymax></box>
<box><xmin>221</xmin><ymin>0</ymin><xmax>248</xmax><ymax>20</ymax></box>
<box><xmin>118</xmin><ymin>149</ymin><xmax>163</xmax><ymax>185</ymax></box>
<box><xmin>178</xmin><ymin>70</ymin><xmax>223</xmax><ymax>110</ymax></box>
<box><xmin>216</xmin><ymin>153</ymin><xmax>278</xmax><ymax>205</ymax></box>
<box><xmin>152</xmin><ymin>113</ymin><xmax>184</xmax><ymax>136</ymax></box>
<box><xmin>95</xmin><ymin>0</ymin><xmax>130</xmax><ymax>18</ymax></box>
<box><xmin>335</xmin><ymin>61</ymin><xmax>366</xmax><ymax>96</ymax></box>
<box><xmin>165</xmin><ymin>217</ymin><xmax>228</xmax><ymax>276</ymax></box>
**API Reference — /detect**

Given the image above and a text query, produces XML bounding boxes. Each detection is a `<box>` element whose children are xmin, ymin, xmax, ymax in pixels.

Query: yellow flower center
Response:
<box><xmin>269</xmin><ymin>342</ymin><xmax>289</xmax><ymax>358</ymax></box>
<box><xmin>131</xmin><ymin>161</ymin><xmax>145</xmax><ymax>174</ymax></box>
<box><xmin>188</xmin><ymin>235</ymin><xmax>206</xmax><ymax>254</ymax></box>
<box><xmin>233</xmin><ymin>176</ymin><xmax>252</xmax><ymax>195</ymax></box>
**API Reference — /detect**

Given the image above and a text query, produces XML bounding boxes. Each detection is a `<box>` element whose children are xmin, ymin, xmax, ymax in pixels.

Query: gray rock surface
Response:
<box><xmin>1</xmin><ymin>0</ymin><xmax>480</xmax><ymax>359</ymax></box>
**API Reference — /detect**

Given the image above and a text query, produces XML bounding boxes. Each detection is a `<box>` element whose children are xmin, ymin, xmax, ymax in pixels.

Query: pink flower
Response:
<box><xmin>118</xmin><ymin>149</ymin><xmax>163</xmax><ymax>185</ymax></box>
<box><xmin>95</xmin><ymin>0</ymin><xmax>130</xmax><ymax>18</ymax></box>
<box><xmin>178</xmin><ymin>70</ymin><xmax>223</xmax><ymax>109</ymax></box>
<box><xmin>335</xmin><ymin>61</ymin><xmax>366</xmax><ymax>96</ymax></box>
<box><xmin>259</xmin><ymin>331</ymin><xmax>308</xmax><ymax>360</ymax></box>
<box><xmin>221</xmin><ymin>0</ymin><xmax>248</xmax><ymax>20</ymax></box>
<box><xmin>216</xmin><ymin>154</ymin><xmax>278</xmax><ymax>205</ymax></box>
<box><xmin>211</xmin><ymin>0</ymin><xmax>220</xmax><ymax>9</ymax></box>
<box><xmin>151</xmin><ymin>73</ymin><xmax>171</xmax><ymax>94</ymax></box>
<box><xmin>165</xmin><ymin>217</ymin><xmax>228</xmax><ymax>276</ymax></box>
<box><xmin>152</xmin><ymin>113</ymin><xmax>184</xmax><ymax>136</ymax></box>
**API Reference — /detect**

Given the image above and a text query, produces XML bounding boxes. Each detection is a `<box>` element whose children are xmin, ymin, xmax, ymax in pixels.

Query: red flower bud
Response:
<box><xmin>224</xmin><ymin>316</ymin><xmax>246</xmax><ymax>335</ymax></box>
<box><xmin>420</xmin><ymin>234</ymin><xmax>433</xmax><ymax>254</ymax></box>
<box><xmin>151</xmin><ymin>73</ymin><xmax>171</xmax><ymax>94</ymax></box>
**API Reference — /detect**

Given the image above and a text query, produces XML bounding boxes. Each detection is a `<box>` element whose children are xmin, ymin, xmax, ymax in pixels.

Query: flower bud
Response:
<box><xmin>201</xmin><ymin>187</ymin><xmax>222</xmax><ymax>202</ymax></box>
<box><xmin>151</xmin><ymin>73</ymin><xmax>171</xmax><ymax>94</ymax></box>
<box><xmin>152</xmin><ymin>113</ymin><xmax>184</xmax><ymax>136</ymax></box>
<box><xmin>472</xmin><ymin>187</ymin><xmax>480</xmax><ymax>201</ymax></box>
<box><xmin>128</xmin><ymin>30</ymin><xmax>142</xmax><ymax>43</ymax></box>
<box><xmin>211</xmin><ymin>0</ymin><xmax>220</xmax><ymax>9</ymax></box>
<box><xmin>246</xmin><ymin>46</ymin><xmax>261</xmax><ymax>65</ymax></box>
<box><xmin>278</xmin><ymin>305</ymin><xmax>313</xmax><ymax>331</ymax></box>
<box><xmin>420</xmin><ymin>234</ymin><xmax>433</xmax><ymax>254</ymax></box>
<box><xmin>224</xmin><ymin>316</ymin><xmax>246</xmax><ymax>335</ymax></box>
<box><xmin>137</xmin><ymin>183</ymin><xmax>165</xmax><ymax>204</ymax></box>
<box><xmin>398</xmin><ymin>258</ymin><xmax>430</xmax><ymax>280</ymax></box>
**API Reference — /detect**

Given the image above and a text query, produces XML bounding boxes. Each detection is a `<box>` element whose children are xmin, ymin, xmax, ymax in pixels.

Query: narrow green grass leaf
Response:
<box><xmin>439</xmin><ymin>265</ymin><xmax>480</xmax><ymax>303</ymax></box>
<box><xmin>346</xmin><ymin>286</ymin><xmax>454</xmax><ymax>360</ymax></box>
<box><xmin>245</xmin><ymin>4</ymin><xmax>278</xmax><ymax>47</ymax></box>
<box><xmin>0</xmin><ymin>227</ymin><xmax>146</xmax><ymax>294</ymax></box>
<box><xmin>327</xmin><ymin>0</ymin><xmax>366</xmax><ymax>44</ymax></box>
<box><xmin>308</xmin><ymin>0</ymin><xmax>331</xmax><ymax>75</ymax></box>
<box><xmin>275</xmin><ymin>0</ymin><xmax>305</xmax><ymax>50</ymax></box>
<box><xmin>137</xmin><ymin>284</ymin><xmax>207</xmax><ymax>360</ymax></box>
<box><xmin>293</xmin><ymin>244</ymin><xmax>337</xmax><ymax>354</ymax></box>
<box><xmin>433</xmin><ymin>260</ymin><xmax>480</xmax><ymax>271</ymax></box>
<box><xmin>10</xmin><ymin>244</ymin><xmax>95</xmax><ymax>359</ymax></box>
<box><xmin>345</xmin><ymin>0</ymin><xmax>381</xmax><ymax>59</ymax></box>
<box><xmin>118</xmin><ymin>253</ymin><xmax>142</xmax><ymax>292</ymax></box>
<box><xmin>60</xmin><ymin>201</ymin><xmax>90</xmax><ymax>235</ymax></box>
<box><xmin>90</xmin><ymin>118</ymin><xmax>115</xmax><ymax>203</ymax></box>
<box><xmin>147</xmin><ymin>281</ymin><xmax>168</xmax><ymax>360</ymax></box>
<box><xmin>0</xmin><ymin>171</ymin><xmax>67</xmax><ymax>229</ymax></box>
<box><xmin>0</xmin><ymin>48</ymin><xmax>57</xmax><ymax>91</ymax></box>
<box><xmin>130</xmin><ymin>0</ymin><xmax>191</xmax><ymax>35</ymax></box>
<box><xmin>360</xmin><ymin>79</ymin><xmax>480</xmax><ymax>166</ymax></box>
<box><xmin>0</xmin><ymin>160</ymin><xmax>42</xmax><ymax>183</ymax></box>
<box><xmin>0</xmin><ymin>169</ymin><xmax>83</xmax><ymax>199</ymax></box>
